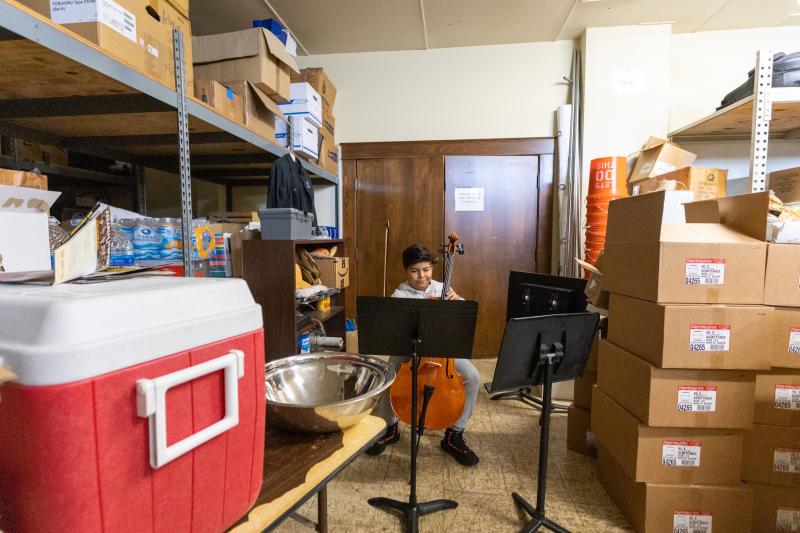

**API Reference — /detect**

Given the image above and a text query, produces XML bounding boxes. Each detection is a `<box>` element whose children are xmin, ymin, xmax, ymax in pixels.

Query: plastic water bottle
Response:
<box><xmin>110</xmin><ymin>226</ymin><xmax>134</xmax><ymax>267</ymax></box>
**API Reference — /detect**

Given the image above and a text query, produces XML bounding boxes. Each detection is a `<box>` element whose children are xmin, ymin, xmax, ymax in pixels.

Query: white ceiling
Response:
<box><xmin>190</xmin><ymin>0</ymin><xmax>800</xmax><ymax>55</ymax></box>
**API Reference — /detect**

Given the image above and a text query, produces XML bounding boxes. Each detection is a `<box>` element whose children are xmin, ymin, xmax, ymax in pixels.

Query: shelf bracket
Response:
<box><xmin>173</xmin><ymin>28</ymin><xmax>194</xmax><ymax>277</ymax></box>
<box><xmin>749</xmin><ymin>49</ymin><xmax>773</xmax><ymax>193</ymax></box>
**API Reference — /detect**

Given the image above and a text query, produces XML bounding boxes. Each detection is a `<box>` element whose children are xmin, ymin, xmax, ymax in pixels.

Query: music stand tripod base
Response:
<box><xmin>484</xmin><ymin>383</ymin><xmax>569</xmax><ymax>413</ymax></box>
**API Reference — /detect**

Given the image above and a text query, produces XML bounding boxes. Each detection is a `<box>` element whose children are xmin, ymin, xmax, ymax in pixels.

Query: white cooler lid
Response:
<box><xmin>0</xmin><ymin>277</ymin><xmax>263</xmax><ymax>386</ymax></box>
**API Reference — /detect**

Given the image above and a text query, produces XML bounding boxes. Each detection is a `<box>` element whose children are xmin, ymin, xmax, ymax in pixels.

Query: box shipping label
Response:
<box><xmin>685</xmin><ymin>258</ymin><xmax>725</xmax><ymax>286</ymax></box>
<box><xmin>689</xmin><ymin>324</ymin><xmax>731</xmax><ymax>352</ymax></box>
<box><xmin>774</xmin><ymin>448</ymin><xmax>800</xmax><ymax>474</ymax></box>
<box><xmin>677</xmin><ymin>386</ymin><xmax>717</xmax><ymax>413</ymax></box>
<box><xmin>789</xmin><ymin>328</ymin><xmax>800</xmax><ymax>354</ymax></box>
<box><xmin>673</xmin><ymin>511</ymin><xmax>712</xmax><ymax>533</ymax></box>
<box><xmin>662</xmin><ymin>440</ymin><xmax>702</xmax><ymax>467</ymax></box>
<box><xmin>777</xmin><ymin>507</ymin><xmax>800</xmax><ymax>532</ymax></box>
<box><xmin>775</xmin><ymin>384</ymin><xmax>800</xmax><ymax>410</ymax></box>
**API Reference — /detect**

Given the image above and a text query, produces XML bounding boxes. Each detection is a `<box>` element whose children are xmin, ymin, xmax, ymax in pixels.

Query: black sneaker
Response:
<box><xmin>366</xmin><ymin>422</ymin><xmax>400</xmax><ymax>456</ymax></box>
<box><xmin>441</xmin><ymin>428</ymin><xmax>479</xmax><ymax>467</ymax></box>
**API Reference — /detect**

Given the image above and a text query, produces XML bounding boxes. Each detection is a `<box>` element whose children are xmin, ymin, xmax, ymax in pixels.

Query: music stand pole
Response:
<box><xmin>512</xmin><ymin>347</ymin><xmax>570</xmax><ymax>533</ymax></box>
<box><xmin>366</xmin><ymin>309</ymin><xmax>458</xmax><ymax>533</ymax></box>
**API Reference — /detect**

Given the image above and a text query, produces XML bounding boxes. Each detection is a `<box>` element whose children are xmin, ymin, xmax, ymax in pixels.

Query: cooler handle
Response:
<box><xmin>136</xmin><ymin>349</ymin><xmax>245</xmax><ymax>469</ymax></box>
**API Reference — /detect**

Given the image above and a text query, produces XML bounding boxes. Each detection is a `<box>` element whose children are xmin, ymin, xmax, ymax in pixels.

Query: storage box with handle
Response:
<box><xmin>0</xmin><ymin>277</ymin><xmax>265</xmax><ymax>533</ymax></box>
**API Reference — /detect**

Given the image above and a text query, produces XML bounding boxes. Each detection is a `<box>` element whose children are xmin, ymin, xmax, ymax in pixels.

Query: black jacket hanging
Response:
<box><xmin>267</xmin><ymin>154</ymin><xmax>317</xmax><ymax>226</ymax></box>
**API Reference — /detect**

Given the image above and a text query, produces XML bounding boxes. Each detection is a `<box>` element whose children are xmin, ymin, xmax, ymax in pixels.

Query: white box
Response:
<box><xmin>277</xmin><ymin>82</ymin><xmax>322</xmax><ymax>127</ymax></box>
<box><xmin>0</xmin><ymin>185</ymin><xmax>61</xmax><ymax>273</ymax></box>
<box><xmin>276</xmin><ymin>115</ymin><xmax>319</xmax><ymax>159</ymax></box>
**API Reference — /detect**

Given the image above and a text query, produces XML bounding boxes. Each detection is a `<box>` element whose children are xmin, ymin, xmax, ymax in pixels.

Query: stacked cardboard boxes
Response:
<box><xmin>567</xmin><ymin>322</ymin><xmax>604</xmax><ymax>457</ymax></box>
<box><xmin>291</xmin><ymin>68</ymin><xmax>338</xmax><ymax>173</ymax></box>
<box><xmin>592</xmin><ymin>191</ymin><xmax>774</xmax><ymax>532</ymax></box>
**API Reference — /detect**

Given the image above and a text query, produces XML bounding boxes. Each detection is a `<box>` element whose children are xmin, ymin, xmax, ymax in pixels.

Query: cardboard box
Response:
<box><xmin>13</xmin><ymin>139</ymin><xmax>68</xmax><ymax>167</ymax></box>
<box><xmin>576</xmin><ymin>253</ymin><xmax>609</xmax><ymax>310</ymax></box>
<box><xmin>278</xmin><ymin>82</ymin><xmax>322</xmax><ymax>128</ymax></box>
<box><xmin>567</xmin><ymin>404</ymin><xmax>597</xmax><ymax>457</ymax></box>
<box><xmin>604</xmin><ymin>191</ymin><xmax>767</xmax><ymax>304</ymax></box>
<box><xmin>764</xmin><ymin>244</ymin><xmax>800</xmax><ymax>307</ymax></box>
<box><xmin>160</xmin><ymin>0</ymin><xmax>188</xmax><ymax>19</ymax></box>
<box><xmin>749</xmin><ymin>482</ymin><xmax>800</xmax><ymax>533</ymax></box>
<box><xmin>584</xmin><ymin>329</ymin><xmax>600</xmax><ymax>373</ymax></box>
<box><xmin>0</xmin><ymin>185</ymin><xmax>61</xmax><ymax>273</ymax></box>
<box><xmin>225</xmin><ymin>81</ymin><xmax>284</xmax><ymax>143</ymax></box>
<box><xmin>607</xmin><ymin>294</ymin><xmax>772</xmax><ymax>370</ymax></box>
<box><xmin>755</xmin><ymin>371</ymin><xmax>800</xmax><ymax>426</ymax></box>
<box><xmin>742</xmin><ymin>424</ymin><xmax>800</xmax><ymax>487</ymax></box>
<box><xmin>157</xmin><ymin>1</ymin><xmax>193</xmax><ymax>93</ymax></box>
<box><xmin>772</xmin><ymin>308</ymin><xmax>800</xmax><ymax>370</ymax></box>
<box><xmin>276</xmin><ymin>116</ymin><xmax>319</xmax><ymax>159</ymax></box>
<box><xmin>592</xmin><ymin>386</ymin><xmax>743</xmax><ymax>484</ymax></box>
<box><xmin>0</xmin><ymin>169</ymin><xmax>47</xmax><ymax>190</ymax></box>
<box><xmin>194</xmin><ymin>80</ymin><xmax>243</xmax><ymax>124</ymax></box>
<box><xmin>192</xmin><ymin>28</ymin><xmax>299</xmax><ymax>102</ymax></box>
<box><xmin>573</xmin><ymin>371</ymin><xmax>596</xmax><ymax>410</ymax></box>
<box><xmin>597</xmin><ymin>339</ymin><xmax>756</xmax><ymax>428</ymax></box>
<box><xmin>346</xmin><ymin>329</ymin><xmax>358</xmax><ymax>353</ymax></box>
<box><xmin>769</xmin><ymin>166</ymin><xmax>800</xmax><ymax>203</ymax></box>
<box><xmin>21</xmin><ymin>0</ymin><xmax>170</xmax><ymax>88</ymax></box>
<box><xmin>291</xmin><ymin>67</ymin><xmax>337</xmax><ymax>106</ymax></box>
<box><xmin>317</xmin><ymin>256</ymin><xmax>349</xmax><ymax>289</ymax></box>
<box><xmin>597</xmin><ymin>445</ymin><xmax>753</xmax><ymax>533</ymax></box>
<box><xmin>629</xmin><ymin>138</ymin><xmax>697</xmax><ymax>185</ymax></box>
<box><xmin>635</xmin><ymin>167</ymin><xmax>727</xmax><ymax>200</ymax></box>
<box><xmin>318</xmin><ymin>120</ymin><xmax>338</xmax><ymax>175</ymax></box>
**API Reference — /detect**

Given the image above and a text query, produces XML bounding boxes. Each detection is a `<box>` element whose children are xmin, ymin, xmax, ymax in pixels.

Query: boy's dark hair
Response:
<box><xmin>402</xmin><ymin>243</ymin><xmax>437</xmax><ymax>269</ymax></box>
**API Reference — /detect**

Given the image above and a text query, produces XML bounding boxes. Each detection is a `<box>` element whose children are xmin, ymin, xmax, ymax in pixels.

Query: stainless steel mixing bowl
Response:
<box><xmin>264</xmin><ymin>353</ymin><xmax>396</xmax><ymax>433</ymax></box>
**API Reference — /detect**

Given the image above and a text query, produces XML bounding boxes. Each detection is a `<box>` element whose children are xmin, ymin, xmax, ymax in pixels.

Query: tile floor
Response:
<box><xmin>274</xmin><ymin>359</ymin><xmax>633</xmax><ymax>533</ymax></box>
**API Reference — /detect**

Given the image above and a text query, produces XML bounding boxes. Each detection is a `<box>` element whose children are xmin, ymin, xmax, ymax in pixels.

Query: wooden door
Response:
<box><xmin>444</xmin><ymin>155</ymin><xmax>540</xmax><ymax>356</ymax></box>
<box><xmin>354</xmin><ymin>157</ymin><xmax>444</xmax><ymax>299</ymax></box>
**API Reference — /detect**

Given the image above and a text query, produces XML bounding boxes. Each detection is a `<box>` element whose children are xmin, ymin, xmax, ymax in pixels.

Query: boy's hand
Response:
<box><xmin>446</xmin><ymin>288</ymin><xmax>464</xmax><ymax>300</ymax></box>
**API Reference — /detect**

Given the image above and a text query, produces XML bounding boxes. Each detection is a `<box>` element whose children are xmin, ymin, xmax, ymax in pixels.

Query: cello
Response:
<box><xmin>389</xmin><ymin>233</ymin><xmax>467</xmax><ymax>432</ymax></box>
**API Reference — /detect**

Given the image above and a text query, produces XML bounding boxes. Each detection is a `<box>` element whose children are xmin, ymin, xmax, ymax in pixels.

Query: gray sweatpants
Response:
<box><xmin>375</xmin><ymin>356</ymin><xmax>481</xmax><ymax>432</ymax></box>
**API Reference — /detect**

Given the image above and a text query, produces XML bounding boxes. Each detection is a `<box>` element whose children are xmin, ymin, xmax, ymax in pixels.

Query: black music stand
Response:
<box><xmin>357</xmin><ymin>296</ymin><xmax>478</xmax><ymax>533</ymax></box>
<box><xmin>487</xmin><ymin>313</ymin><xmax>598</xmax><ymax>533</ymax></box>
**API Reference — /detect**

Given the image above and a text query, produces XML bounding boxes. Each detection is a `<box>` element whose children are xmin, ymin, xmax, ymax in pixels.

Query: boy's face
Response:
<box><xmin>406</xmin><ymin>261</ymin><xmax>433</xmax><ymax>291</ymax></box>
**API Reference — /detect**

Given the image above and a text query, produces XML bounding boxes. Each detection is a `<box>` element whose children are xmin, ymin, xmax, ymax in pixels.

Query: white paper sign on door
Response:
<box><xmin>454</xmin><ymin>188</ymin><xmax>484</xmax><ymax>212</ymax></box>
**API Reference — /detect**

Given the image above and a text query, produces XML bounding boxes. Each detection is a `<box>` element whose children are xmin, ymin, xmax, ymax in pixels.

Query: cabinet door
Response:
<box><xmin>355</xmin><ymin>157</ymin><xmax>445</xmax><ymax>299</ymax></box>
<box><xmin>444</xmin><ymin>155</ymin><xmax>540</xmax><ymax>356</ymax></box>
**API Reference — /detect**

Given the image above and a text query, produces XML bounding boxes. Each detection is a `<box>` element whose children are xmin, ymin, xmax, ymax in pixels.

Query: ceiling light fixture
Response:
<box><xmin>791</xmin><ymin>11</ymin><xmax>800</xmax><ymax>16</ymax></box>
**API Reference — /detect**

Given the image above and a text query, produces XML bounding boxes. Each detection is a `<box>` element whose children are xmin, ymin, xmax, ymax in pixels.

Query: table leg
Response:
<box><xmin>317</xmin><ymin>486</ymin><xmax>328</xmax><ymax>533</ymax></box>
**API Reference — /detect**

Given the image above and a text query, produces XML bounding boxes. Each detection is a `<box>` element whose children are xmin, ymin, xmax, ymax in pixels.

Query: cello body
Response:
<box><xmin>389</xmin><ymin>233</ymin><xmax>466</xmax><ymax>431</ymax></box>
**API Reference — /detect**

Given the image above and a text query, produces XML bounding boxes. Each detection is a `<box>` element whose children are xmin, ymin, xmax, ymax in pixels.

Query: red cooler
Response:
<box><xmin>0</xmin><ymin>277</ymin><xmax>266</xmax><ymax>533</ymax></box>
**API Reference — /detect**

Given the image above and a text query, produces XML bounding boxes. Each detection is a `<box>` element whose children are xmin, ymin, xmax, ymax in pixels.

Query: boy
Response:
<box><xmin>367</xmin><ymin>244</ymin><xmax>480</xmax><ymax>467</ymax></box>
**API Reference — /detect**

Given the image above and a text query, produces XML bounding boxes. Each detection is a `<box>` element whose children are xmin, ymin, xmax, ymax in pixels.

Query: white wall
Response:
<box><xmin>298</xmin><ymin>40</ymin><xmax>575</xmax><ymax>143</ymax></box>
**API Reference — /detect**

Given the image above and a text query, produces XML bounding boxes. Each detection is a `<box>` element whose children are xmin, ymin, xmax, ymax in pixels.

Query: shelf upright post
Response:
<box><xmin>749</xmin><ymin>49</ymin><xmax>773</xmax><ymax>193</ymax></box>
<box><xmin>173</xmin><ymin>28</ymin><xmax>194</xmax><ymax>277</ymax></box>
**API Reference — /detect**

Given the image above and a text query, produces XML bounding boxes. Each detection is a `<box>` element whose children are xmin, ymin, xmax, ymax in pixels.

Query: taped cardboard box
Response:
<box><xmin>193</xmin><ymin>28</ymin><xmax>299</xmax><ymax>102</ymax></box>
<box><xmin>156</xmin><ymin>0</ymin><xmax>193</xmax><ymax>92</ymax></box>
<box><xmin>742</xmin><ymin>424</ymin><xmax>800</xmax><ymax>487</ymax></box>
<box><xmin>629</xmin><ymin>137</ymin><xmax>697</xmax><ymax>186</ymax></box>
<box><xmin>575</xmin><ymin>255</ymin><xmax>608</xmax><ymax>310</ymax></box>
<box><xmin>21</xmin><ymin>0</ymin><xmax>169</xmax><ymax>88</ymax></box>
<box><xmin>597</xmin><ymin>445</ymin><xmax>753</xmax><ymax>533</ymax></box>
<box><xmin>772</xmin><ymin>308</ymin><xmax>800</xmax><ymax>370</ymax></box>
<box><xmin>764</xmin><ymin>244</ymin><xmax>800</xmax><ymax>307</ymax></box>
<box><xmin>592</xmin><ymin>386</ymin><xmax>743</xmax><ymax>485</ymax></box>
<box><xmin>318</xmin><ymin>119</ymin><xmax>338</xmax><ymax>175</ymax></box>
<box><xmin>194</xmin><ymin>80</ymin><xmax>243</xmax><ymax>124</ymax></box>
<box><xmin>749</xmin><ymin>482</ymin><xmax>800</xmax><ymax>533</ymax></box>
<box><xmin>291</xmin><ymin>67</ymin><xmax>337</xmax><ymax>106</ymax></box>
<box><xmin>604</xmin><ymin>191</ymin><xmax>767</xmax><ymax>304</ymax></box>
<box><xmin>597</xmin><ymin>339</ymin><xmax>756</xmax><ymax>429</ymax></box>
<box><xmin>755</xmin><ymin>371</ymin><xmax>800</xmax><ymax>426</ymax></box>
<box><xmin>607</xmin><ymin>294</ymin><xmax>772</xmax><ymax>370</ymax></box>
<box><xmin>573</xmin><ymin>371</ymin><xmax>596</xmax><ymax>410</ymax></box>
<box><xmin>635</xmin><ymin>167</ymin><xmax>727</xmax><ymax>200</ymax></box>
<box><xmin>13</xmin><ymin>139</ymin><xmax>68</xmax><ymax>167</ymax></box>
<box><xmin>0</xmin><ymin>169</ymin><xmax>47</xmax><ymax>190</ymax></box>
<box><xmin>567</xmin><ymin>404</ymin><xmax>597</xmax><ymax>457</ymax></box>
<box><xmin>769</xmin><ymin>166</ymin><xmax>800</xmax><ymax>203</ymax></box>
<box><xmin>225</xmin><ymin>81</ymin><xmax>285</xmax><ymax>143</ymax></box>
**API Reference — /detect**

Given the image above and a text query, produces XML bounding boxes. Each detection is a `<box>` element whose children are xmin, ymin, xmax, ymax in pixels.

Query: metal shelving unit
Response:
<box><xmin>0</xmin><ymin>0</ymin><xmax>340</xmax><ymax>254</ymax></box>
<box><xmin>669</xmin><ymin>50</ymin><xmax>800</xmax><ymax>193</ymax></box>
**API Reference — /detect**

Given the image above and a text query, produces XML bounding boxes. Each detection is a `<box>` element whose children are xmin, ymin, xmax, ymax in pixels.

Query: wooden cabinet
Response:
<box><xmin>241</xmin><ymin>239</ymin><xmax>346</xmax><ymax>361</ymax></box>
